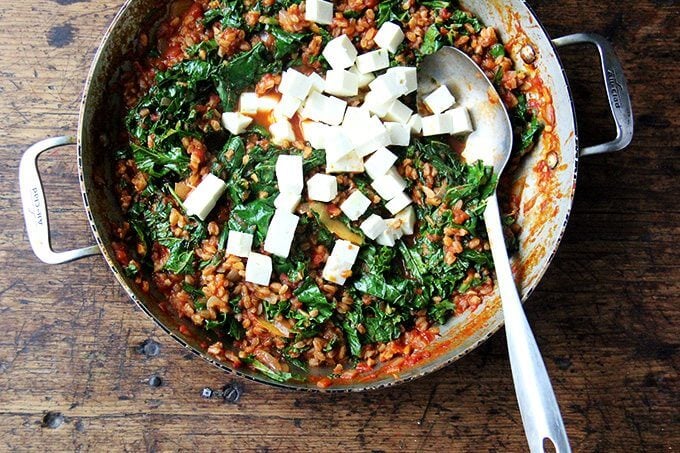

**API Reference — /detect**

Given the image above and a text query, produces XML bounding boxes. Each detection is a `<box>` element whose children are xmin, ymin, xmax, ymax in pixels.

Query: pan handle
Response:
<box><xmin>552</xmin><ymin>33</ymin><xmax>634</xmax><ymax>156</ymax></box>
<box><xmin>19</xmin><ymin>136</ymin><xmax>100</xmax><ymax>264</ymax></box>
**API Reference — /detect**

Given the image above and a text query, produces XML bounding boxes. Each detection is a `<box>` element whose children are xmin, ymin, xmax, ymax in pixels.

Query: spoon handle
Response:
<box><xmin>484</xmin><ymin>194</ymin><xmax>571</xmax><ymax>453</ymax></box>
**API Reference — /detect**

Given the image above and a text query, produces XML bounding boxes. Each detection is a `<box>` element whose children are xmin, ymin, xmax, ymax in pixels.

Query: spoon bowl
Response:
<box><xmin>418</xmin><ymin>47</ymin><xmax>571</xmax><ymax>453</ymax></box>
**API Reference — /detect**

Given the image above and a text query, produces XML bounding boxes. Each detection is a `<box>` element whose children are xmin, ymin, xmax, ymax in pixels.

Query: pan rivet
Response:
<box><xmin>521</xmin><ymin>45</ymin><xmax>536</xmax><ymax>64</ymax></box>
<box><xmin>148</xmin><ymin>375</ymin><xmax>163</xmax><ymax>387</ymax></box>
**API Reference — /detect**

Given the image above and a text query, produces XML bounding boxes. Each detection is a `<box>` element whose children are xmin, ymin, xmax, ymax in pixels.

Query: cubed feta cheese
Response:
<box><xmin>348</xmin><ymin>65</ymin><xmax>375</xmax><ymax>88</ymax></box>
<box><xmin>376</xmin><ymin>218</ymin><xmax>404</xmax><ymax>247</ymax></box>
<box><xmin>279</xmin><ymin>68</ymin><xmax>313</xmax><ymax>100</ymax></box>
<box><xmin>384</xmin><ymin>99</ymin><xmax>413</xmax><ymax>124</ymax></box>
<box><xmin>342</xmin><ymin>105</ymin><xmax>371</xmax><ymax>131</ymax></box>
<box><xmin>322</xmin><ymin>240</ymin><xmax>360</xmax><ymax>284</ymax></box>
<box><xmin>360</xmin><ymin>214</ymin><xmax>388</xmax><ymax>240</ymax></box>
<box><xmin>364</xmin><ymin>147</ymin><xmax>398</xmax><ymax>179</ymax></box>
<box><xmin>371</xmin><ymin>167</ymin><xmax>407</xmax><ymax>200</ymax></box>
<box><xmin>355</xmin><ymin>48</ymin><xmax>389</xmax><ymax>74</ymax></box>
<box><xmin>245</xmin><ymin>252</ymin><xmax>272</xmax><ymax>286</ymax></box>
<box><xmin>444</xmin><ymin>106</ymin><xmax>474</xmax><ymax>135</ymax></box>
<box><xmin>306</xmin><ymin>173</ymin><xmax>338</xmax><ymax>202</ymax></box>
<box><xmin>324</xmin><ymin>126</ymin><xmax>354</xmax><ymax>162</ymax></box>
<box><xmin>263</xmin><ymin>210</ymin><xmax>300</xmax><ymax>258</ymax></box>
<box><xmin>239</xmin><ymin>92</ymin><xmax>259</xmax><ymax>114</ymax></box>
<box><xmin>368</xmin><ymin>73</ymin><xmax>406</xmax><ymax>101</ymax></box>
<box><xmin>274</xmin><ymin>192</ymin><xmax>301</xmax><ymax>212</ymax></box>
<box><xmin>422</xmin><ymin>113</ymin><xmax>453</xmax><ymax>136</ymax></box>
<box><xmin>257</xmin><ymin>95</ymin><xmax>279</xmax><ymax>112</ymax></box>
<box><xmin>351</xmin><ymin>116</ymin><xmax>391</xmax><ymax>156</ymax></box>
<box><xmin>184</xmin><ymin>174</ymin><xmax>227</xmax><ymax>220</ymax></box>
<box><xmin>395</xmin><ymin>206</ymin><xmax>416</xmax><ymax>235</ymax></box>
<box><xmin>322</xmin><ymin>35</ymin><xmax>358</xmax><ymax>70</ymax></box>
<box><xmin>374</xmin><ymin>21</ymin><xmax>405</xmax><ymax>53</ymax></box>
<box><xmin>273</xmin><ymin>94</ymin><xmax>302</xmax><ymax>119</ymax></box>
<box><xmin>424</xmin><ymin>85</ymin><xmax>456</xmax><ymax>114</ymax></box>
<box><xmin>301</xmin><ymin>91</ymin><xmax>347</xmax><ymax>126</ymax></box>
<box><xmin>270</xmin><ymin>119</ymin><xmax>296</xmax><ymax>146</ymax></box>
<box><xmin>275</xmin><ymin>155</ymin><xmax>304</xmax><ymax>194</ymax></box>
<box><xmin>308</xmin><ymin>71</ymin><xmax>326</xmax><ymax>92</ymax></box>
<box><xmin>326</xmin><ymin>150</ymin><xmax>364</xmax><ymax>173</ymax></box>
<box><xmin>221</xmin><ymin>112</ymin><xmax>253</xmax><ymax>135</ymax></box>
<box><xmin>385</xmin><ymin>191</ymin><xmax>412</xmax><ymax>214</ymax></box>
<box><xmin>386</xmin><ymin>66</ymin><xmax>417</xmax><ymax>95</ymax></box>
<box><xmin>324</xmin><ymin>69</ymin><xmax>359</xmax><ymax>97</ymax></box>
<box><xmin>363</xmin><ymin>91</ymin><xmax>394</xmax><ymax>117</ymax></box>
<box><xmin>340</xmin><ymin>190</ymin><xmax>371</xmax><ymax>221</ymax></box>
<box><xmin>407</xmin><ymin>114</ymin><xmax>423</xmax><ymax>134</ymax></box>
<box><xmin>301</xmin><ymin>120</ymin><xmax>330</xmax><ymax>149</ymax></box>
<box><xmin>384</xmin><ymin>122</ymin><xmax>410</xmax><ymax>146</ymax></box>
<box><xmin>304</xmin><ymin>0</ymin><xmax>333</xmax><ymax>25</ymax></box>
<box><xmin>226</xmin><ymin>231</ymin><xmax>253</xmax><ymax>258</ymax></box>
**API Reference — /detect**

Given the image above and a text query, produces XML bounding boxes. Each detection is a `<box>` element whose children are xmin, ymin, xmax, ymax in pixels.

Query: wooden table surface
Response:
<box><xmin>1</xmin><ymin>0</ymin><xmax>678</xmax><ymax>451</ymax></box>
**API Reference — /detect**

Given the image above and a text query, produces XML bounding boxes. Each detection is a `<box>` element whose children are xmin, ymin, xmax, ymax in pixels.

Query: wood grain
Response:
<box><xmin>0</xmin><ymin>0</ymin><xmax>678</xmax><ymax>451</ymax></box>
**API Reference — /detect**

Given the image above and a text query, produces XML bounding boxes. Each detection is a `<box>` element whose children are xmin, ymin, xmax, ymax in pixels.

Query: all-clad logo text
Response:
<box><xmin>607</xmin><ymin>69</ymin><xmax>622</xmax><ymax>109</ymax></box>
<box><xmin>32</xmin><ymin>186</ymin><xmax>43</xmax><ymax>225</ymax></box>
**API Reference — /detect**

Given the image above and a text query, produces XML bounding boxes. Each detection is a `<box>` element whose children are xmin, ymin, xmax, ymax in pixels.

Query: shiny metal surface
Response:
<box><xmin>552</xmin><ymin>33</ymin><xmax>634</xmax><ymax>156</ymax></box>
<box><xmin>419</xmin><ymin>47</ymin><xmax>570</xmax><ymax>452</ymax></box>
<box><xmin>18</xmin><ymin>0</ymin><xmax>633</xmax><ymax>392</ymax></box>
<box><xmin>19</xmin><ymin>136</ymin><xmax>100</xmax><ymax>264</ymax></box>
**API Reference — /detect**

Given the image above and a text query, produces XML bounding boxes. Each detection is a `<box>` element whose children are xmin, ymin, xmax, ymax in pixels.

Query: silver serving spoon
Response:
<box><xmin>418</xmin><ymin>47</ymin><xmax>571</xmax><ymax>453</ymax></box>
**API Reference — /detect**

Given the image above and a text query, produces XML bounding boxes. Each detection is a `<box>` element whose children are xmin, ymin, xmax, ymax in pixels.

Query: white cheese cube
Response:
<box><xmin>422</xmin><ymin>113</ymin><xmax>454</xmax><ymax>136</ymax></box>
<box><xmin>374</xmin><ymin>21</ymin><xmax>405</xmax><ymax>53</ymax></box>
<box><xmin>257</xmin><ymin>95</ymin><xmax>279</xmax><ymax>112</ymax></box>
<box><xmin>301</xmin><ymin>91</ymin><xmax>347</xmax><ymax>126</ymax></box>
<box><xmin>386</xmin><ymin>66</ymin><xmax>417</xmax><ymax>95</ymax></box>
<box><xmin>385</xmin><ymin>191</ymin><xmax>412</xmax><ymax>214</ymax></box>
<box><xmin>351</xmin><ymin>116</ymin><xmax>391</xmax><ymax>156</ymax></box>
<box><xmin>225</xmin><ymin>231</ymin><xmax>253</xmax><ymax>258</ymax></box>
<box><xmin>395</xmin><ymin>206</ymin><xmax>416</xmax><ymax>235</ymax></box>
<box><xmin>363</xmin><ymin>91</ymin><xmax>394</xmax><ymax>118</ymax></box>
<box><xmin>308</xmin><ymin>71</ymin><xmax>326</xmax><ymax>92</ymax></box>
<box><xmin>245</xmin><ymin>252</ymin><xmax>272</xmax><ymax>286</ymax></box>
<box><xmin>275</xmin><ymin>154</ymin><xmax>304</xmax><ymax>194</ymax></box>
<box><xmin>239</xmin><ymin>92</ymin><xmax>259</xmax><ymax>114</ymax></box>
<box><xmin>407</xmin><ymin>114</ymin><xmax>423</xmax><ymax>134</ymax></box>
<box><xmin>355</xmin><ymin>48</ymin><xmax>389</xmax><ymax>74</ymax></box>
<box><xmin>384</xmin><ymin>122</ymin><xmax>410</xmax><ymax>146</ymax></box>
<box><xmin>184</xmin><ymin>173</ymin><xmax>227</xmax><ymax>220</ymax></box>
<box><xmin>424</xmin><ymin>85</ymin><xmax>456</xmax><ymax>114</ymax></box>
<box><xmin>348</xmin><ymin>65</ymin><xmax>375</xmax><ymax>88</ymax></box>
<box><xmin>322</xmin><ymin>35</ymin><xmax>358</xmax><ymax>70</ymax></box>
<box><xmin>364</xmin><ymin>147</ymin><xmax>398</xmax><ymax>179</ymax></box>
<box><xmin>340</xmin><ymin>190</ymin><xmax>371</xmax><ymax>221</ymax></box>
<box><xmin>263</xmin><ymin>210</ymin><xmax>300</xmax><ymax>258</ymax></box>
<box><xmin>306</xmin><ymin>173</ymin><xmax>338</xmax><ymax>202</ymax></box>
<box><xmin>279</xmin><ymin>68</ymin><xmax>313</xmax><ymax>100</ymax></box>
<box><xmin>342</xmin><ymin>106</ymin><xmax>371</xmax><ymax>131</ymax></box>
<box><xmin>324</xmin><ymin>69</ymin><xmax>359</xmax><ymax>97</ymax></box>
<box><xmin>270</xmin><ymin>119</ymin><xmax>296</xmax><ymax>146</ymax></box>
<box><xmin>274</xmin><ymin>192</ymin><xmax>301</xmax><ymax>212</ymax></box>
<box><xmin>322</xmin><ymin>239</ymin><xmax>360</xmax><ymax>284</ymax></box>
<box><xmin>444</xmin><ymin>106</ymin><xmax>474</xmax><ymax>135</ymax></box>
<box><xmin>324</xmin><ymin>126</ymin><xmax>354</xmax><ymax>162</ymax></box>
<box><xmin>301</xmin><ymin>120</ymin><xmax>330</xmax><ymax>149</ymax></box>
<box><xmin>368</xmin><ymin>73</ymin><xmax>406</xmax><ymax>101</ymax></box>
<box><xmin>360</xmin><ymin>214</ymin><xmax>388</xmax><ymax>240</ymax></box>
<box><xmin>371</xmin><ymin>167</ymin><xmax>407</xmax><ymax>200</ymax></box>
<box><xmin>326</xmin><ymin>150</ymin><xmax>364</xmax><ymax>173</ymax></box>
<box><xmin>221</xmin><ymin>112</ymin><xmax>253</xmax><ymax>135</ymax></box>
<box><xmin>273</xmin><ymin>94</ymin><xmax>302</xmax><ymax>119</ymax></box>
<box><xmin>376</xmin><ymin>218</ymin><xmax>404</xmax><ymax>247</ymax></box>
<box><xmin>384</xmin><ymin>99</ymin><xmax>413</xmax><ymax>124</ymax></box>
<box><xmin>305</xmin><ymin>0</ymin><xmax>333</xmax><ymax>25</ymax></box>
